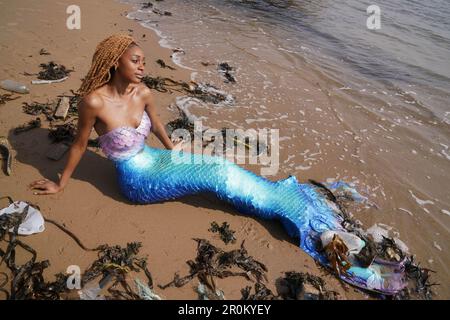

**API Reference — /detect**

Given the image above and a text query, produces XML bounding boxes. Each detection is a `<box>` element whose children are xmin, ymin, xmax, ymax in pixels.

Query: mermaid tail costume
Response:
<box><xmin>98</xmin><ymin>111</ymin><xmax>406</xmax><ymax>295</ymax></box>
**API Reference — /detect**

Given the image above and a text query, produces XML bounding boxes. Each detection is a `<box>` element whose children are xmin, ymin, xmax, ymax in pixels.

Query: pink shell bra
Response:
<box><xmin>97</xmin><ymin>111</ymin><xmax>152</xmax><ymax>161</ymax></box>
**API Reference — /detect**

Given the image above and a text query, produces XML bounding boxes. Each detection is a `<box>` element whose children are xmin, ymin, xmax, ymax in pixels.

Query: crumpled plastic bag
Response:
<box><xmin>0</xmin><ymin>201</ymin><xmax>45</xmax><ymax>235</ymax></box>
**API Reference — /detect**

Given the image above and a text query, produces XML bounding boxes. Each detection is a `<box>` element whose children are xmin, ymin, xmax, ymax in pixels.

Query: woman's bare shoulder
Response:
<box><xmin>137</xmin><ymin>83</ymin><xmax>153</xmax><ymax>97</ymax></box>
<box><xmin>79</xmin><ymin>89</ymin><xmax>105</xmax><ymax>111</ymax></box>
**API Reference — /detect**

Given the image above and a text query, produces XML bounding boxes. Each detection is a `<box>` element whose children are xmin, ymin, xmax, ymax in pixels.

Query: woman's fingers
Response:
<box><xmin>29</xmin><ymin>179</ymin><xmax>49</xmax><ymax>187</ymax></box>
<box><xmin>33</xmin><ymin>190</ymin><xmax>51</xmax><ymax>195</ymax></box>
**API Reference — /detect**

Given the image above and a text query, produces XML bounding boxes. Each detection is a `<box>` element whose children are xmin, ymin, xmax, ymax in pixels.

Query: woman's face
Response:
<box><xmin>116</xmin><ymin>45</ymin><xmax>146</xmax><ymax>83</ymax></box>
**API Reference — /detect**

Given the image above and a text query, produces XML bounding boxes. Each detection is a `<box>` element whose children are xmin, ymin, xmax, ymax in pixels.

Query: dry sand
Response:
<box><xmin>0</xmin><ymin>0</ymin><xmax>367</xmax><ymax>299</ymax></box>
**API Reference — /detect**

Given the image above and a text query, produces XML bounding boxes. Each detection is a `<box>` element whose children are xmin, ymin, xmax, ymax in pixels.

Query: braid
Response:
<box><xmin>78</xmin><ymin>33</ymin><xmax>137</xmax><ymax>97</ymax></box>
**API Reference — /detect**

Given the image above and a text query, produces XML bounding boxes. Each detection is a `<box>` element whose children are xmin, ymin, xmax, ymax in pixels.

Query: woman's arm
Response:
<box><xmin>143</xmin><ymin>87</ymin><xmax>175</xmax><ymax>150</ymax></box>
<box><xmin>29</xmin><ymin>96</ymin><xmax>98</xmax><ymax>195</ymax></box>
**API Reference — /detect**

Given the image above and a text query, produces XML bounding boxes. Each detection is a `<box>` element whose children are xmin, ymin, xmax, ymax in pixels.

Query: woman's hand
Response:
<box><xmin>28</xmin><ymin>178</ymin><xmax>62</xmax><ymax>195</ymax></box>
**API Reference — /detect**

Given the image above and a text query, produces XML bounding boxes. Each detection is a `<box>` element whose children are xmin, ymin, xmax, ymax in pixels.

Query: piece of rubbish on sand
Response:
<box><xmin>79</xmin><ymin>273</ymin><xmax>113</xmax><ymax>300</ymax></box>
<box><xmin>323</xmin><ymin>234</ymin><xmax>353</xmax><ymax>278</ymax></box>
<box><xmin>0</xmin><ymin>79</ymin><xmax>29</xmax><ymax>94</ymax></box>
<box><xmin>320</xmin><ymin>230</ymin><xmax>365</xmax><ymax>256</ymax></box>
<box><xmin>0</xmin><ymin>136</ymin><xmax>12</xmax><ymax>175</ymax></box>
<box><xmin>14</xmin><ymin>118</ymin><xmax>41</xmax><ymax>135</ymax></box>
<box><xmin>46</xmin><ymin>143</ymin><xmax>70</xmax><ymax>161</ymax></box>
<box><xmin>31</xmin><ymin>76</ymin><xmax>68</xmax><ymax>85</ymax></box>
<box><xmin>0</xmin><ymin>201</ymin><xmax>45</xmax><ymax>235</ymax></box>
<box><xmin>54</xmin><ymin>96</ymin><xmax>70</xmax><ymax>119</ymax></box>
<box><xmin>196</xmin><ymin>282</ymin><xmax>225</xmax><ymax>300</ymax></box>
<box><xmin>134</xmin><ymin>278</ymin><xmax>162</xmax><ymax>300</ymax></box>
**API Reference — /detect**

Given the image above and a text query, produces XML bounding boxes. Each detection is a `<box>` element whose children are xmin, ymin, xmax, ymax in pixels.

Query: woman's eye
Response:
<box><xmin>132</xmin><ymin>60</ymin><xmax>138</xmax><ymax>63</ymax></box>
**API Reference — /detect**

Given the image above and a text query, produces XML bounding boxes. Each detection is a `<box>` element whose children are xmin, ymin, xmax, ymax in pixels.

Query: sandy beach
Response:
<box><xmin>0</xmin><ymin>0</ymin><xmax>371</xmax><ymax>299</ymax></box>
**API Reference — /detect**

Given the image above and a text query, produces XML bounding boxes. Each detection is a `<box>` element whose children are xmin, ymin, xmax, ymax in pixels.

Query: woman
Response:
<box><xmin>28</xmin><ymin>34</ymin><xmax>405</xmax><ymax>295</ymax></box>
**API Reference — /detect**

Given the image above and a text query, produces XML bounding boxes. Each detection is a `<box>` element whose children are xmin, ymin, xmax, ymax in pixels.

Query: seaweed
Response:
<box><xmin>82</xmin><ymin>242</ymin><xmax>153</xmax><ymax>291</ymax></box>
<box><xmin>0</xmin><ymin>93</ymin><xmax>20</xmax><ymax>105</ymax></box>
<box><xmin>39</xmin><ymin>48</ymin><xmax>50</xmax><ymax>55</ymax></box>
<box><xmin>241</xmin><ymin>282</ymin><xmax>278</xmax><ymax>300</ymax></box>
<box><xmin>166</xmin><ymin>115</ymin><xmax>194</xmax><ymax>138</ymax></box>
<box><xmin>218</xmin><ymin>62</ymin><xmax>236</xmax><ymax>83</ymax></box>
<box><xmin>22</xmin><ymin>101</ymin><xmax>55</xmax><ymax>120</ymax></box>
<box><xmin>323</xmin><ymin>234</ymin><xmax>352</xmax><ymax>278</ymax></box>
<box><xmin>37</xmin><ymin>61</ymin><xmax>73</xmax><ymax>80</ymax></box>
<box><xmin>48</xmin><ymin>122</ymin><xmax>77</xmax><ymax>144</ymax></box>
<box><xmin>156</xmin><ymin>58</ymin><xmax>176</xmax><ymax>70</ymax></box>
<box><xmin>141</xmin><ymin>75</ymin><xmax>187</xmax><ymax>93</ymax></box>
<box><xmin>208</xmin><ymin>221</ymin><xmax>236</xmax><ymax>244</ymax></box>
<box><xmin>142</xmin><ymin>75</ymin><xmax>231</xmax><ymax>104</ymax></box>
<box><xmin>393</xmin><ymin>256</ymin><xmax>439</xmax><ymax>300</ymax></box>
<box><xmin>277</xmin><ymin>271</ymin><xmax>339</xmax><ymax>300</ymax></box>
<box><xmin>14</xmin><ymin>118</ymin><xmax>41</xmax><ymax>135</ymax></box>
<box><xmin>152</xmin><ymin>8</ymin><xmax>172</xmax><ymax>16</ymax></box>
<box><xmin>159</xmin><ymin>239</ymin><xmax>268</xmax><ymax>290</ymax></box>
<box><xmin>88</xmin><ymin>138</ymin><xmax>100</xmax><ymax>148</ymax></box>
<box><xmin>141</xmin><ymin>2</ymin><xmax>153</xmax><ymax>9</ymax></box>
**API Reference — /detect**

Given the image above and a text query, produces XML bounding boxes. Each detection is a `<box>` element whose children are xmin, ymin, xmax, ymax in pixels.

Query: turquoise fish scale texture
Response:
<box><xmin>114</xmin><ymin>145</ymin><xmax>344</xmax><ymax>263</ymax></box>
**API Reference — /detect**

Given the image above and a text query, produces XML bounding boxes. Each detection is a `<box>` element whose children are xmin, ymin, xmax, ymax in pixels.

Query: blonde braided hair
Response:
<box><xmin>78</xmin><ymin>34</ymin><xmax>137</xmax><ymax>97</ymax></box>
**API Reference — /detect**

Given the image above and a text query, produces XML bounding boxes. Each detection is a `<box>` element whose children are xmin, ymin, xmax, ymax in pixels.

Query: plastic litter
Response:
<box><xmin>0</xmin><ymin>200</ymin><xmax>45</xmax><ymax>235</ymax></box>
<box><xmin>1</xmin><ymin>79</ymin><xmax>29</xmax><ymax>94</ymax></box>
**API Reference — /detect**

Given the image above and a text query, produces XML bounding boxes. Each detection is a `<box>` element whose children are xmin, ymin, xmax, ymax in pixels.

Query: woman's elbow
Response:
<box><xmin>72</xmin><ymin>138</ymin><xmax>89</xmax><ymax>152</ymax></box>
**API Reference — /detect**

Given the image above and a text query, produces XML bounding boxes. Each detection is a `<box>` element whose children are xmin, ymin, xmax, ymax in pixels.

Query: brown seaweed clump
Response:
<box><xmin>14</xmin><ymin>118</ymin><xmax>41</xmax><ymax>135</ymax></box>
<box><xmin>277</xmin><ymin>271</ymin><xmax>339</xmax><ymax>300</ymax></box>
<box><xmin>48</xmin><ymin>122</ymin><xmax>77</xmax><ymax>144</ymax></box>
<box><xmin>208</xmin><ymin>221</ymin><xmax>236</xmax><ymax>244</ymax></box>
<box><xmin>22</xmin><ymin>101</ymin><xmax>55</xmax><ymax>120</ymax></box>
<box><xmin>159</xmin><ymin>239</ymin><xmax>268</xmax><ymax>291</ymax></box>
<box><xmin>0</xmin><ymin>93</ymin><xmax>20</xmax><ymax>105</ymax></box>
<box><xmin>37</xmin><ymin>61</ymin><xmax>73</xmax><ymax>80</ymax></box>
<box><xmin>81</xmin><ymin>242</ymin><xmax>154</xmax><ymax>300</ymax></box>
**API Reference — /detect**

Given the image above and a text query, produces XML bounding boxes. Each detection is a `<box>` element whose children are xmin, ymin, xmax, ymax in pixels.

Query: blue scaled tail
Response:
<box><xmin>114</xmin><ymin>145</ymin><xmax>406</xmax><ymax>295</ymax></box>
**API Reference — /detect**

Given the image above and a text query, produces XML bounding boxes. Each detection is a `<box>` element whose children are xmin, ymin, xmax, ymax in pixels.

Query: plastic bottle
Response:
<box><xmin>0</xmin><ymin>79</ymin><xmax>30</xmax><ymax>94</ymax></box>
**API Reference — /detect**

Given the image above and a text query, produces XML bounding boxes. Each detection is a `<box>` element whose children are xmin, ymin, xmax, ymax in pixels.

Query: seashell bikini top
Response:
<box><xmin>97</xmin><ymin>111</ymin><xmax>152</xmax><ymax>161</ymax></box>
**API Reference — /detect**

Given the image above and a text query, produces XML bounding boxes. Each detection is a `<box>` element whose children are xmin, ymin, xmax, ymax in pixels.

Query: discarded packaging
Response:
<box><xmin>320</xmin><ymin>230</ymin><xmax>365</xmax><ymax>255</ymax></box>
<box><xmin>0</xmin><ymin>201</ymin><xmax>45</xmax><ymax>235</ymax></box>
<box><xmin>0</xmin><ymin>79</ymin><xmax>29</xmax><ymax>94</ymax></box>
<box><xmin>54</xmin><ymin>96</ymin><xmax>70</xmax><ymax>119</ymax></box>
<box><xmin>31</xmin><ymin>76</ymin><xmax>68</xmax><ymax>85</ymax></box>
